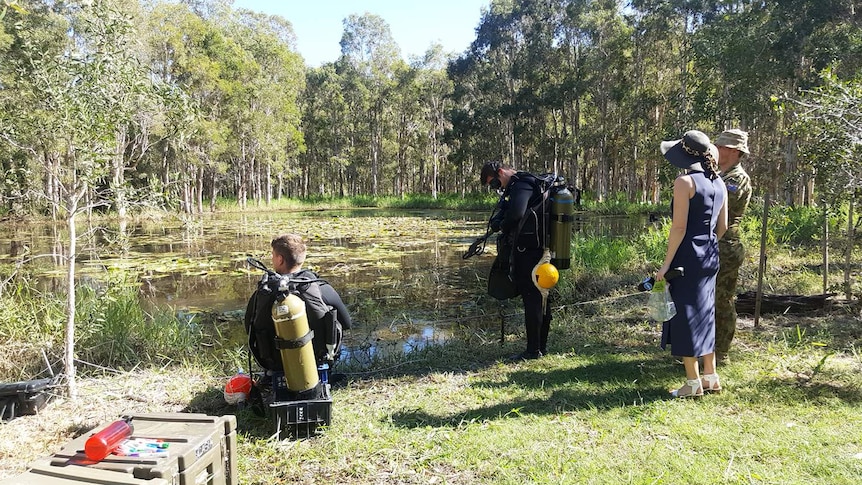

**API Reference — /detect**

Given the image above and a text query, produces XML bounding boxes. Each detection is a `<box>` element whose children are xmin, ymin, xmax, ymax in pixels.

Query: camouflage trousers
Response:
<box><xmin>715</xmin><ymin>241</ymin><xmax>745</xmax><ymax>355</ymax></box>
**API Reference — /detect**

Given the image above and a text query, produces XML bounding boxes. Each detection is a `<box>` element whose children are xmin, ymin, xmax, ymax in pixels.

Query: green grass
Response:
<box><xmin>185</xmin><ymin>304</ymin><xmax>862</xmax><ymax>485</ymax></box>
<box><xmin>1</xmin><ymin>200</ymin><xmax>859</xmax><ymax>483</ymax></box>
<box><xmin>0</xmin><ymin>273</ymin><xmax>211</xmax><ymax>380</ymax></box>
<box><xmin>1</xmin><ymin>220</ymin><xmax>861</xmax><ymax>483</ymax></box>
<box><xmin>209</xmin><ymin>192</ymin><xmax>499</xmax><ymax>213</ymax></box>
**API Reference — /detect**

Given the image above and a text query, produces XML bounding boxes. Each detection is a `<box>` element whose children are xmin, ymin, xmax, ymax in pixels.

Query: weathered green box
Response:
<box><xmin>0</xmin><ymin>462</ymin><xmax>169</xmax><ymax>485</ymax></box>
<box><xmin>46</xmin><ymin>412</ymin><xmax>237</xmax><ymax>485</ymax></box>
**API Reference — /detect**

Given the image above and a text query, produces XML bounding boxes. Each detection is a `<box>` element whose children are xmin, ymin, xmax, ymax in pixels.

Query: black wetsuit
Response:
<box><xmin>492</xmin><ymin>172</ymin><xmax>552</xmax><ymax>356</ymax></box>
<box><xmin>246</xmin><ymin>269</ymin><xmax>351</xmax><ymax>371</ymax></box>
<box><xmin>318</xmin><ymin>279</ymin><xmax>352</xmax><ymax>330</ymax></box>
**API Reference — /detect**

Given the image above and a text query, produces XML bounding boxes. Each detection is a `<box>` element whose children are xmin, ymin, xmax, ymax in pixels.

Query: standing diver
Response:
<box><xmin>480</xmin><ymin>161</ymin><xmax>553</xmax><ymax>360</ymax></box>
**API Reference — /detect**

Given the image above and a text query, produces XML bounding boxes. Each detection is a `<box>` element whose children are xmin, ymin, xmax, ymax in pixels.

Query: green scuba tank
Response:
<box><xmin>272</xmin><ymin>292</ymin><xmax>320</xmax><ymax>394</ymax></box>
<box><xmin>549</xmin><ymin>185</ymin><xmax>574</xmax><ymax>269</ymax></box>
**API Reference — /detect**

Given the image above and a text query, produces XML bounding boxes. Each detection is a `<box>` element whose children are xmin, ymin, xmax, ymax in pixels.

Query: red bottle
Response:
<box><xmin>84</xmin><ymin>418</ymin><xmax>134</xmax><ymax>461</ymax></box>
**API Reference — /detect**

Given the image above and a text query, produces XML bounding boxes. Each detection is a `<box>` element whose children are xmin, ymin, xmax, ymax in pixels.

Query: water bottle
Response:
<box><xmin>85</xmin><ymin>418</ymin><xmax>134</xmax><ymax>461</ymax></box>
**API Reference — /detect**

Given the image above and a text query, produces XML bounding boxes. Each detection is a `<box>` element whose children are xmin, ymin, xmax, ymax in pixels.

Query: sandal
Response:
<box><xmin>671</xmin><ymin>378</ymin><xmax>703</xmax><ymax>398</ymax></box>
<box><xmin>702</xmin><ymin>373</ymin><xmax>722</xmax><ymax>393</ymax></box>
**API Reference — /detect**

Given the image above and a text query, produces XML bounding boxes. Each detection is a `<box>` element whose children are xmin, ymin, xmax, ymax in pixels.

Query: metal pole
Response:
<box><xmin>500</xmin><ymin>306</ymin><xmax>505</xmax><ymax>346</ymax></box>
<box><xmin>822</xmin><ymin>202</ymin><xmax>829</xmax><ymax>295</ymax></box>
<box><xmin>754</xmin><ymin>193</ymin><xmax>770</xmax><ymax>328</ymax></box>
<box><xmin>844</xmin><ymin>192</ymin><xmax>854</xmax><ymax>301</ymax></box>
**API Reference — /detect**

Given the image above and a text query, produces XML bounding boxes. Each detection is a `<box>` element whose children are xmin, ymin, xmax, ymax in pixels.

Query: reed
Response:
<box><xmin>0</xmin><ymin>274</ymin><xmax>208</xmax><ymax>381</ymax></box>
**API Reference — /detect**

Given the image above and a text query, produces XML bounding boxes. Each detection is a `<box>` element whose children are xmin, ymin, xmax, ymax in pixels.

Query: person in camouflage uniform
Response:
<box><xmin>714</xmin><ymin>129</ymin><xmax>752</xmax><ymax>363</ymax></box>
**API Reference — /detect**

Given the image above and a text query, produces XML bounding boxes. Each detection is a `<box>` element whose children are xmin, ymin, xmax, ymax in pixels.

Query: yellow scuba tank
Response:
<box><xmin>272</xmin><ymin>292</ymin><xmax>320</xmax><ymax>394</ymax></box>
<box><xmin>549</xmin><ymin>185</ymin><xmax>574</xmax><ymax>269</ymax></box>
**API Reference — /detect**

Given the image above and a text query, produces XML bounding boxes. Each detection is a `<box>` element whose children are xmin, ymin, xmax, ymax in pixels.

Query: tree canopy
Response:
<box><xmin>1</xmin><ymin>0</ymin><xmax>861</xmax><ymax>215</ymax></box>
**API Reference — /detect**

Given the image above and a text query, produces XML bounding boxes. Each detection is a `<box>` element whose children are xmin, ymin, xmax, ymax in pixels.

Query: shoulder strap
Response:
<box><xmin>513</xmin><ymin>172</ymin><xmax>553</xmax><ymax>239</ymax></box>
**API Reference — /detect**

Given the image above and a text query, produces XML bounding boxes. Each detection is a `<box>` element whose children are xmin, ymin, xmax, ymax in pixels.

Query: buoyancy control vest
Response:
<box><xmin>244</xmin><ymin>268</ymin><xmax>343</xmax><ymax>372</ymax></box>
<box><xmin>507</xmin><ymin>172</ymin><xmax>578</xmax><ymax>268</ymax></box>
<box><xmin>486</xmin><ymin>173</ymin><xmax>578</xmax><ymax>300</ymax></box>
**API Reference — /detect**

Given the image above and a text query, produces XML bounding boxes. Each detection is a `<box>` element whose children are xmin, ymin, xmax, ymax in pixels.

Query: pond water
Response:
<box><xmin>0</xmin><ymin>209</ymin><xmax>650</xmax><ymax>365</ymax></box>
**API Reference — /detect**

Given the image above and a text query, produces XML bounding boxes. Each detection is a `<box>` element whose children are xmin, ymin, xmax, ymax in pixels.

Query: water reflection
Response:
<box><xmin>0</xmin><ymin>210</ymin><xmax>647</xmax><ymax>365</ymax></box>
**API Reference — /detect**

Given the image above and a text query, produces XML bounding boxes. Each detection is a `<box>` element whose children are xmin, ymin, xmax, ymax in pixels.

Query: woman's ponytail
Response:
<box><xmin>704</xmin><ymin>148</ymin><xmax>720</xmax><ymax>180</ymax></box>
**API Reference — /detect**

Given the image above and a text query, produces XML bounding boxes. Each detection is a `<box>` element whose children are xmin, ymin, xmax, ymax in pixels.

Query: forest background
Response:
<box><xmin>1</xmin><ymin>0</ymin><xmax>861</xmax><ymax>218</ymax></box>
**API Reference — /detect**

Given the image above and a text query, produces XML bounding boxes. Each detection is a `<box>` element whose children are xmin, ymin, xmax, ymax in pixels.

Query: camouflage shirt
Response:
<box><xmin>720</xmin><ymin>163</ymin><xmax>751</xmax><ymax>243</ymax></box>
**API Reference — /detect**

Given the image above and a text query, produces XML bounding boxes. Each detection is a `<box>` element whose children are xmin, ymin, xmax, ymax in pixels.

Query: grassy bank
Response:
<box><xmin>2</xmin><ymin>239</ymin><xmax>861</xmax><ymax>483</ymax></box>
<box><xmin>1</xmin><ymin>299</ymin><xmax>859</xmax><ymax>483</ymax></box>
<box><xmin>210</xmin><ymin>192</ymin><xmax>500</xmax><ymax>212</ymax></box>
<box><xmin>1</xmin><ymin>202</ymin><xmax>859</xmax><ymax>483</ymax></box>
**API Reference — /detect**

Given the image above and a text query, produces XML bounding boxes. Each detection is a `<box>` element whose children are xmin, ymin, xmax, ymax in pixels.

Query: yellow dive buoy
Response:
<box><xmin>534</xmin><ymin>262</ymin><xmax>559</xmax><ymax>289</ymax></box>
<box><xmin>532</xmin><ymin>249</ymin><xmax>557</xmax><ymax>313</ymax></box>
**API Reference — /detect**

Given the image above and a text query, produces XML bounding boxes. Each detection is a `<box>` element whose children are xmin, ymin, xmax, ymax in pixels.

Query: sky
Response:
<box><xmin>231</xmin><ymin>0</ymin><xmax>489</xmax><ymax>66</ymax></box>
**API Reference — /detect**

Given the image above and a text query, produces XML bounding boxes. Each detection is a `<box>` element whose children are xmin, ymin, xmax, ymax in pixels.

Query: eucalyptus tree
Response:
<box><xmin>446</xmin><ymin>53</ymin><xmax>486</xmax><ymax>186</ymax></box>
<box><xmin>514</xmin><ymin>0</ymin><xmax>581</xmax><ymax>182</ymax></box>
<box><xmin>334</xmin><ymin>59</ymin><xmax>372</xmax><ymax>196</ymax></box>
<box><xmin>145</xmin><ymin>2</ymin><xmax>222</xmax><ymax>212</ymax></box>
<box><xmin>576</xmin><ymin>0</ymin><xmax>634</xmax><ymax>201</ymax></box>
<box><xmin>0</xmin><ymin>0</ymin><xmax>67</xmax><ymax>216</ymax></box>
<box><xmin>145</xmin><ymin>1</ymin><xmax>258</xmax><ymax>212</ymax></box>
<box><xmin>783</xmin><ymin>69</ymin><xmax>862</xmax><ymax>297</ymax></box>
<box><xmin>414</xmin><ymin>44</ymin><xmax>454</xmax><ymax>197</ymax></box>
<box><xmin>552</xmin><ymin>1</ymin><xmax>590</xmax><ymax>191</ymax></box>
<box><xmin>339</xmin><ymin>13</ymin><xmax>400</xmax><ymax>196</ymax></box>
<box><xmin>302</xmin><ymin>64</ymin><xmax>350</xmax><ymax>197</ymax></box>
<box><xmin>230</xmin><ymin>8</ymin><xmax>305</xmax><ymax>206</ymax></box>
<box><xmin>466</xmin><ymin>0</ymin><xmax>527</xmax><ymax>168</ymax></box>
<box><xmin>3</xmin><ymin>0</ymin><xmax>162</xmax><ymax>397</ymax></box>
<box><xmin>765</xmin><ymin>0</ymin><xmax>861</xmax><ymax>205</ymax></box>
<box><xmin>504</xmin><ymin>0</ymin><xmax>575</xmax><ymax>176</ymax></box>
<box><xmin>390</xmin><ymin>61</ymin><xmax>422</xmax><ymax>197</ymax></box>
<box><xmin>689</xmin><ymin>0</ymin><xmax>862</xmax><ymax>204</ymax></box>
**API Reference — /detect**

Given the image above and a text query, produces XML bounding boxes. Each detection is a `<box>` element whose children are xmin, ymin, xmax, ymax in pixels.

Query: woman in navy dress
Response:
<box><xmin>658</xmin><ymin>130</ymin><xmax>728</xmax><ymax>398</ymax></box>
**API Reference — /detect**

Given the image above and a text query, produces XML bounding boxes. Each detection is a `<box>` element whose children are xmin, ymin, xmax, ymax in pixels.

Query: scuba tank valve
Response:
<box><xmin>549</xmin><ymin>185</ymin><xmax>575</xmax><ymax>269</ymax></box>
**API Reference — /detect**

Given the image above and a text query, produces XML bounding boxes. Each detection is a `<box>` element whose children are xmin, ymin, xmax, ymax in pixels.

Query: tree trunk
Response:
<box><xmin>64</xmin><ymin>210</ymin><xmax>78</xmax><ymax>400</ymax></box>
<box><xmin>431</xmin><ymin>98</ymin><xmax>443</xmax><ymax>200</ymax></box>
<box><xmin>822</xmin><ymin>202</ymin><xmax>829</xmax><ymax>294</ymax></box>
<box><xmin>277</xmin><ymin>172</ymin><xmax>284</xmax><ymax>200</ymax></box>
<box><xmin>844</xmin><ymin>192</ymin><xmax>854</xmax><ymax>301</ymax></box>
<box><xmin>182</xmin><ymin>164</ymin><xmax>192</xmax><ymax>214</ymax></box>
<box><xmin>265</xmin><ymin>162</ymin><xmax>272</xmax><ymax>206</ymax></box>
<box><xmin>113</xmin><ymin>127</ymin><xmax>127</xmax><ymax>220</ymax></box>
<box><xmin>754</xmin><ymin>192</ymin><xmax>770</xmax><ymax>328</ymax></box>
<box><xmin>252</xmin><ymin>150</ymin><xmax>261</xmax><ymax>207</ymax></box>
<box><xmin>783</xmin><ymin>137</ymin><xmax>798</xmax><ymax>205</ymax></box>
<box><xmin>370</xmin><ymin>102</ymin><xmax>381</xmax><ymax>196</ymax></box>
<box><xmin>209</xmin><ymin>167</ymin><xmax>218</xmax><ymax>212</ymax></box>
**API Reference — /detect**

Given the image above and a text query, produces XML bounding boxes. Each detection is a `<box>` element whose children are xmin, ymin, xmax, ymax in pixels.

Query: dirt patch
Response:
<box><xmin>0</xmin><ymin>369</ymin><xmax>222</xmax><ymax>479</ymax></box>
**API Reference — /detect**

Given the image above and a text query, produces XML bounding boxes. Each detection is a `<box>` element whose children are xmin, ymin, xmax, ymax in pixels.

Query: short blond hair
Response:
<box><xmin>271</xmin><ymin>234</ymin><xmax>307</xmax><ymax>269</ymax></box>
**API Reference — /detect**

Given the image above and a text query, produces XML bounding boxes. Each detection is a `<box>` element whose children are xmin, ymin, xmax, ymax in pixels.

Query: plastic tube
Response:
<box><xmin>84</xmin><ymin>418</ymin><xmax>134</xmax><ymax>461</ymax></box>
